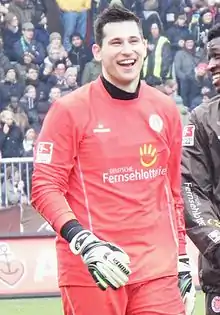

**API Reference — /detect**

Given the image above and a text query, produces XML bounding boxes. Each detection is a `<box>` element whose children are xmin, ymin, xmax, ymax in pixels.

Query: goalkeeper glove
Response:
<box><xmin>178</xmin><ymin>255</ymin><xmax>196</xmax><ymax>315</ymax></box>
<box><xmin>70</xmin><ymin>230</ymin><xmax>131</xmax><ymax>290</ymax></box>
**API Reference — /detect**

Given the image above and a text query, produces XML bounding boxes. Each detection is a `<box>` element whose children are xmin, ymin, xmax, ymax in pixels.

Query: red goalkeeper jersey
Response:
<box><xmin>32</xmin><ymin>78</ymin><xmax>186</xmax><ymax>287</ymax></box>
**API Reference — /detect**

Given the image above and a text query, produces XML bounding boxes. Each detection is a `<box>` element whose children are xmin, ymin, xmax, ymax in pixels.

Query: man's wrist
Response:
<box><xmin>60</xmin><ymin>219</ymin><xmax>84</xmax><ymax>243</ymax></box>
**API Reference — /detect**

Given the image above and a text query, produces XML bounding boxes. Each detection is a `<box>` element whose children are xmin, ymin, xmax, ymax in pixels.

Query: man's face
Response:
<box><xmin>92</xmin><ymin>21</ymin><xmax>146</xmax><ymax>89</ymax></box>
<box><xmin>50</xmin><ymin>88</ymin><xmax>61</xmax><ymax>101</ymax></box>
<box><xmin>4</xmin><ymin>112</ymin><xmax>13</xmax><ymax>126</ymax></box>
<box><xmin>10</xmin><ymin>97</ymin><xmax>19</xmax><ymax>109</ymax></box>
<box><xmin>51</xmin><ymin>38</ymin><xmax>61</xmax><ymax>47</ymax></box>
<box><xmin>66</xmin><ymin>74</ymin><xmax>77</xmax><ymax>86</ymax></box>
<box><xmin>185</xmin><ymin>40</ymin><xmax>194</xmax><ymax>50</ymax></box>
<box><xmin>151</xmin><ymin>24</ymin><xmax>159</xmax><ymax>38</ymax></box>
<box><xmin>10</xmin><ymin>15</ymin><xmax>18</xmax><ymax>27</ymax></box>
<box><xmin>177</xmin><ymin>16</ymin><xmax>186</xmax><ymax>27</ymax></box>
<box><xmin>27</xmin><ymin>68</ymin><xmax>38</xmax><ymax>81</ymax></box>
<box><xmin>6</xmin><ymin>69</ymin><xmax>16</xmax><ymax>82</ymax></box>
<box><xmin>207</xmin><ymin>37</ymin><xmax>220</xmax><ymax>91</ymax></box>
<box><xmin>203</xmin><ymin>12</ymin><xmax>212</xmax><ymax>24</ymax></box>
<box><xmin>49</xmin><ymin>48</ymin><xmax>60</xmax><ymax>61</ymax></box>
<box><xmin>55</xmin><ymin>63</ymin><xmax>66</xmax><ymax>77</ymax></box>
<box><xmin>27</xmin><ymin>87</ymin><xmax>36</xmax><ymax>99</ymax></box>
<box><xmin>24</xmin><ymin>54</ymin><xmax>32</xmax><ymax>64</ymax></box>
<box><xmin>23</xmin><ymin>28</ymin><xmax>34</xmax><ymax>40</ymax></box>
<box><xmin>72</xmin><ymin>36</ymin><xmax>82</xmax><ymax>47</ymax></box>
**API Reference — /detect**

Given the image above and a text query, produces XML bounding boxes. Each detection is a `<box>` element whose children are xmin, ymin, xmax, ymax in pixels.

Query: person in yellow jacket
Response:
<box><xmin>56</xmin><ymin>0</ymin><xmax>92</xmax><ymax>51</ymax></box>
<box><xmin>142</xmin><ymin>23</ymin><xmax>172</xmax><ymax>87</ymax></box>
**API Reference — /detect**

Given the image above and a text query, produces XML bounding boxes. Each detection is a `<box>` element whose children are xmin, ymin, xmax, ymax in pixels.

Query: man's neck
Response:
<box><xmin>102</xmin><ymin>71</ymin><xmax>140</xmax><ymax>93</ymax></box>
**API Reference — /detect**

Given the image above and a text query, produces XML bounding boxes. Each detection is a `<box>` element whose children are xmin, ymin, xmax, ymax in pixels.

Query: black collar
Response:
<box><xmin>101</xmin><ymin>75</ymin><xmax>140</xmax><ymax>100</ymax></box>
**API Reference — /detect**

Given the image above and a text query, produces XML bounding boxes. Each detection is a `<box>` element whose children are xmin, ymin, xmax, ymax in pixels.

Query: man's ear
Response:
<box><xmin>92</xmin><ymin>44</ymin><xmax>102</xmax><ymax>62</ymax></box>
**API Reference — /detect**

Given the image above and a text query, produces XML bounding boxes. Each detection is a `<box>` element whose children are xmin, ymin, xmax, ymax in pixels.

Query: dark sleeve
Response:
<box><xmin>161</xmin><ymin>42</ymin><xmax>172</xmax><ymax>79</ymax></box>
<box><xmin>181</xmin><ymin>109</ymin><xmax>220</xmax><ymax>262</ymax></box>
<box><xmin>32</xmin><ymin>42</ymin><xmax>46</xmax><ymax>65</ymax></box>
<box><xmin>0</xmin><ymin>130</ymin><xmax>6</xmax><ymax>150</ymax></box>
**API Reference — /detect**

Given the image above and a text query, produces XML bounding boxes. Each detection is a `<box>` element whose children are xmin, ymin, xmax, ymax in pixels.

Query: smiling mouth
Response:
<box><xmin>212</xmin><ymin>73</ymin><xmax>220</xmax><ymax>85</ymax></box>
<box><xmin>117</xmin><ymin>59</ymin><xmax>136</xmax><ymax>67</ymax></box>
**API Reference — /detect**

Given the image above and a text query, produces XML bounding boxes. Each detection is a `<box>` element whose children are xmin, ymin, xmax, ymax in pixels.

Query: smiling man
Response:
<box><xmin>182</xmin><ymin>23</ymin><xmax>220</xmax><ymax>315</ymax></box>
<box><xmin>32</xmin><ymin>5</ymin><xmax>189</xmax><ymax>315</ymax></box>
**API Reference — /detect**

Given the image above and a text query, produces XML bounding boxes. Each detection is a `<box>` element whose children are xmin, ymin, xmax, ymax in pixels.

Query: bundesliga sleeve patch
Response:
<box><xmin>35</xmin><ymin>142</ymin><xmax>53</xmax><ymax>164</ymax></box>
<box><xmin>182</xmin><ymin>125</ymin><xmax>195</xmax><ymax>147</ymax></box>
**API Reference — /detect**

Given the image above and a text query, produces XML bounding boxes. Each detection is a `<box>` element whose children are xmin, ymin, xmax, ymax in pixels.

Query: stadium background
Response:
<box><xmin>0</xmin><ymin>0</ymin><xmax>217</xmax><ymax>313</ymax></box>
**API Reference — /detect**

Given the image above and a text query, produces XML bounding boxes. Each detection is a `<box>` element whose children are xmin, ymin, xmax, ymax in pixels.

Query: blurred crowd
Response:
<box><xmin>0</xmin><ymin>0</ymin><xmax>218</xmax><ymax>210</ymax></box>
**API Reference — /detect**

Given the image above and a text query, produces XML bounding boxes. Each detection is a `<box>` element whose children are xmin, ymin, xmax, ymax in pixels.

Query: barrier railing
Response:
<box><xmin>0</xmin><ymin>156</ymin><xmax>54</xmax><ymax>236</ymax></box>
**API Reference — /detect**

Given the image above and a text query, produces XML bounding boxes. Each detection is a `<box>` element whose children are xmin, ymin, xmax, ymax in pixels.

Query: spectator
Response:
<box><xmin>14</xmin><ymin>52</ymin><xmax>34</xmax><ymax>82</ymax></box>
<box><xmin>43</xmin><ymin>44</ymin><xmax>71</xmax><ymax>69</ymax></box>
<box><xmin>7</xmin><ymin>95</ymin><xmax>29</xmax><ymax>134</ymax></box>
<box><xmin>174</xmin><ymin>34</ymin><xmax>205</xmax><ymax>107</ymax></box>
<box><xmin>2</xmin><ymin>12</ymin><xmax>21</xmax><ymax>61</ymax></box>
<box><xmin>0</xmin><ymin>66</ymin><xmax>24</xmax><ymax>110</ymax></box>
<box><xmin>61</xmin><ymin>66</ymin><xmax>79</xmax><ymax>95</ymax></box>
<box><xmin>1</xmin><ymin>166</ymin><xmax>24</xmax><ymax>206</ymax></box>
<box><xmin>13</xmin><ymin>22</ymin><xmax>45</xmax><ymax>65</ymax></box>
<box><xmin>25</xmin><ymin>64</ymin><xmax>48</xmax><ymax>100</ymax></box>
<box><xmin>143</xmin><ymin>23</ymin><xmax>172</xmax><ymax>86</ymax></box>
<box><xmin>37</xmin><ymin>85</ymin><xmax>61</xmax><ymax>125</ymax></box>
<box><xmin>0</xmin><ymin>109</ymin><xmax>23</xmax><ymax>158</ymax></box>
<box><xmin>56</xmin><ymin>0</ymin><xmax>92</xmax><ymax>51</ymax></box>
<box><xmin>166</xmin><ymin>12</ymin><xmax>191</xmax><ymax>58</ymax></box>
<box><xmin>191</xmin><ymin>8</ymin><xmax>214</xmax><ymax>47</ymax></box>
<box><xmin>19</xmin><ymin>85</ymin><xmax>40</xmax><ymax>131</ymax></box>
<box><xmin>68</xmin><ymin>33</ymin><xmax>93</xmax><ymax>83</ymax></box>
<box><xmin>48</xmin><ymin>32</ymin><xmax>67</xmax><ymax>59</ymax></box>
<box><xmin>0</xmin><ymin>35</ymin><xmax>12</xmax><ymax>81</ymax></box>
<box><xmin>8</xmin><ymin>0</ymin><xmax>36</xmax><ymax>25</ymax></box>
<box><xmin>22</xmin><ymin>127</ymin><xmax>36</xmax><ymax>156</ymax></box>
<box><xmin>33</xmin><ymin>11</ymin><xmax>49</xmax><ymax>49</ymax></box>
<box><xmin>81</xmin><ymin>58</ymin><xmax>101</xmax><ymax>85</ymax></box>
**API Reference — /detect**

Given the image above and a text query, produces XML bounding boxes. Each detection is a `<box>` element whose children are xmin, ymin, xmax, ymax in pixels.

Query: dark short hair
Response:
<box><xmin>94</xmin><ymin>5</ymin><xmax>142</xmax><ymax>46</ymax></box>
<box><xmin>208</xmin><ymin>23</ymin><xmax>220</xmax><ymax>42</ymax></box>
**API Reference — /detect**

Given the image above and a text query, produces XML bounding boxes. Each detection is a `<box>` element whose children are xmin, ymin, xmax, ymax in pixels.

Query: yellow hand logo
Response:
<box><xmin>140</xmin><ymin>144</ymin><xmax>157</xmax><ymax>168</ymax></box>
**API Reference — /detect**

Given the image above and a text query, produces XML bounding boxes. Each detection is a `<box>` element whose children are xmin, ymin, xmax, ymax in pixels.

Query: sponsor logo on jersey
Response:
<box><xmin>35</xmin><ymin>142</ymin><xmax>53</xmax><ymax>164</ymax></box>
<box><xmin>93</xmin><ymin>124</ymin><xmax>111</xmax><ymax>133</ymax></box>
<box><xmin>211</xmin><ymin>296</ymin><xmax>220</xmax><ymax>313</ymax></box>
<box><xmin>208</xmin><ymin>230</ymin><xmax>220</xmax><ymax>244</ymax></box>
<box><xmin>149</xmin><ymin>114</ymin><xmax>163</xmax><ymax>133</ymax></box>
<box><xmin>140</xmin><ymin>144</ymin><xmax>157</xmax><ymax>168</ymax></box>
<box><xmin>102</xmin><ymin>143</ymin><xmax>167</xmax><ymax>184</ymax></box>
<box><xmin>182</xmin><ymin>125</ymin><xmax>195</xmax><ymax>146</ymax></box>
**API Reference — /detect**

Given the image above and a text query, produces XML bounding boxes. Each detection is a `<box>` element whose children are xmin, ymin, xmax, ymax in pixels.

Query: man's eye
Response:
<box><xmin>130</xmin><ymin>39</ymin><xmax>139</xmax><ymax>44</ymax></box>
<box><xmin>111</xmin><ymin>41</ymin><xmax>121</xmax><ymax>45</ymax></box>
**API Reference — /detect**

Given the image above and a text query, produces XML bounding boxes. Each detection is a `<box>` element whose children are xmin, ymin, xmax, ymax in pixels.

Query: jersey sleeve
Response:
<box><xmin>31</xmin><ymin>99</ymin><xmax>81</xmax><ymax>234</ymax></box>
<box><xmin>181</xmin><ymin>110</ymin><xmax>220</xmax><ymax>262</ymax></box>
<box><xmin>168</xmin><ymin>104</ymin><xmax>186</xmax><ymax>255</ymax></box>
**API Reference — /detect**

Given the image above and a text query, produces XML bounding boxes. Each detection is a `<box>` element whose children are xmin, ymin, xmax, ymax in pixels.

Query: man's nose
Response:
<box><xmin>207</xmin><ymin>58</ymin><xmax>217</xmax><ymax>71</ymax></box>
<box><xmin>121</xmin><ymin>42</ymin><xmax>133</xmax><ymax>54</ymax></box>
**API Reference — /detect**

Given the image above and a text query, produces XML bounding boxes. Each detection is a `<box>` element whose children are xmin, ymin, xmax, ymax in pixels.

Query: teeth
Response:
<box><xmin>118</xmin><ymin>59</ymin><xmax>135</xmax><ymax>65</ymax></box>
<box><xmin>213</xmin><ymin>74</ymin><xmax>220</xmax><ymax>80</ymax></box>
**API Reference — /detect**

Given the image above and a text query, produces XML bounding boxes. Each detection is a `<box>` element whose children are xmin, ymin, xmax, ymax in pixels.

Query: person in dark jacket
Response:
<box><xmin>0</xmin><ymin>66</ymin><xmax>25</xmax><ymax>110</ymax></box>
<box><xmin>68</xmin><ymin>33</ymin><xmax>93</xmax><ymax>83</ymax></box>
<box><xmin>33</xmin><ymin>11</ymin><xmax>49</xmax><ymax>49</ymax></box>
<box><xmin>166</xmin><ymin>12</ymin><xmax>191</xmax><ymax>59</ymax></box>
<box><xmin>0</xmin><ymin>110</ymin><xmax>23</xmax><ymax>158</ymax></box>
<box><xmin>13</xmin><ymin>21</ymin><xmax>46</xmax><ymax>65</ymax></box>
<box><xmin>181</xmin><ymin>23</ymin><xmax>220</xmax><ymax>315</ymax></box>
<box><xmin>2</xmin><ymin>12</ymin><xmax>21</xmax><ymax>61</ymax></box>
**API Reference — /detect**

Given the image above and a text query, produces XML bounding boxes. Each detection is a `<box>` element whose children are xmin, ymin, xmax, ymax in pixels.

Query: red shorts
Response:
<box><xmin>60</xmin><ymin>276</ymin><xmax>185</xmax><ymax>315</ymax></box>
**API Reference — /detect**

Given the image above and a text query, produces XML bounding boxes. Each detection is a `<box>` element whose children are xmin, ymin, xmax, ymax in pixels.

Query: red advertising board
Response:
<box><xmin>0</xmin><ymin>236</ymin><xmax>200</xmax><ymax>297</ymax></box>
<box><xmin>0</xmin><ymin>236</ymin><xmax>59</xmax><ymax>296</ymax></box>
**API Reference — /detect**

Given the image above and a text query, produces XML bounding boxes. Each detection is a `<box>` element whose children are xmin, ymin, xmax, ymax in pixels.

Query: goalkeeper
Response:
<box><xmin>32</xmin><ymin>5</ymin><xmax>194</xmax><ymax>315</ymax></box>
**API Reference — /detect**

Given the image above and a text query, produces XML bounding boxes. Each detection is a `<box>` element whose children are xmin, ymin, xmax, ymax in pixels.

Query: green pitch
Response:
<box><xmin>0</xmin><ymin>291</ymin><xmax>205</xmax><ymax>315</ymax></box>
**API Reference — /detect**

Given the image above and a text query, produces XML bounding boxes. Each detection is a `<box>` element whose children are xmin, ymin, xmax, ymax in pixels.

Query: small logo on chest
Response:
<box><xmin>93</xmin><ymin>124</ymin><xmax>111</xmax><ymax>133</ymax></box>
